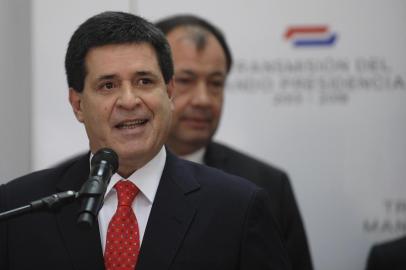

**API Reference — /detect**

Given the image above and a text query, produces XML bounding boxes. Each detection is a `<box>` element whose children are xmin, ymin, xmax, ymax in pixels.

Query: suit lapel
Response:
<box><xmin>137</xmin><ymin>152</ymin><xmax>199</xmax><ymax>270</ymax></box>
<box><xmin>55</xmin><ymin>154</ymin><xmax>105</xmax><ymax>270</ymax></box>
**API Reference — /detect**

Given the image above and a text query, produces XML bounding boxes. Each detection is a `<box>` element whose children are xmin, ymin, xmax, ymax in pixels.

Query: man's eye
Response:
<box><xmin>210</xmin><ymin>80</ymin><xmax>225</xmax><ymax>88</ymax></box>
<box><xmin>138</xmin><ymin>78</ymin><xmax>153</xmax><ymax>85</ymax></box>
<box><xmin>99</xmin><ymin>82</ymin><xmax>116</xmax><ymax>90</ymax></box>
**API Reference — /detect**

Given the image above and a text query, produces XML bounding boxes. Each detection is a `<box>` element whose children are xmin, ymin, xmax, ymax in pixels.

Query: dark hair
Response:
<box><xmin>65</xmin><ymin>11</ymin><xmax>174</xmax><ymax>92</ymax></box>
<box><xmin>155</xmin><ymin>14</ymin><xmax>233</xmax><ymax>73</ymax></box>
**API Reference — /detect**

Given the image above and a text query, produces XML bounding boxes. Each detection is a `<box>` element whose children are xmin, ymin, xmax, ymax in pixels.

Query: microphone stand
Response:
<box><xmin>0</xmin><ymin>190</ymin><xmax>78</xmax><ymax>221</ymax></box>
<box><xmin>0</xmin><ymin>148</ymin><xmax>117</xmax><ymax>225</ymax></box>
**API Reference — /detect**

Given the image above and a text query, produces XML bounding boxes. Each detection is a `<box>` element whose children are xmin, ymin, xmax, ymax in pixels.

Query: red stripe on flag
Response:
<box><xmin>285</xmin><ymin>26</ymin><xmax>328</xmax><ymax>39</ymax></box>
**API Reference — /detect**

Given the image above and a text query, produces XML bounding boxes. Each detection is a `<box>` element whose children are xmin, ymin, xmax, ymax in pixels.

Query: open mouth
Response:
<box><xmin>115</xmin><ymin>119</ymin><xmax>148</xmax><ymax>129</ymax></box>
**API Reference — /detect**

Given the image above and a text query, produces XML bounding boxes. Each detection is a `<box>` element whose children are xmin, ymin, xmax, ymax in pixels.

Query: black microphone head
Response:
<box><xmin>91</xmin><ymin>148</ymin><xmax>119</xmax><ymax>173</ymax></box>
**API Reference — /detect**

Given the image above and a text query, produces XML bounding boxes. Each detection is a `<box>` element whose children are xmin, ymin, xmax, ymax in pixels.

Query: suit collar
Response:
<box><xmin>55</xmin><ymin>152</ymin><xmax>90</xmax><ymax>192</ymax></box>
<box><xmin>164</xmin><ymin>150</ymin><xmax>201</xmax><ymax>193</ymax></box>
<box><xmin>137</xmin><ymin>151</ymin><xmax>199</xmax><ymax>269</ymax></box>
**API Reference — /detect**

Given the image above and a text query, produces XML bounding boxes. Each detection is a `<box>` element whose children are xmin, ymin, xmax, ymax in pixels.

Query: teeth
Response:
<box><xmin>117</xmin><ymin>119</ymin><xmax>147</xmax><ymax>128</ymax></box>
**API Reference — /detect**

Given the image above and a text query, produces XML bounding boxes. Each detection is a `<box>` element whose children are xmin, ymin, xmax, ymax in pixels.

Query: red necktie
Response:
<box><xmin>104</xmin><ymin>180</ymin><xmax>140</xmax><ymax>270</ymax></box>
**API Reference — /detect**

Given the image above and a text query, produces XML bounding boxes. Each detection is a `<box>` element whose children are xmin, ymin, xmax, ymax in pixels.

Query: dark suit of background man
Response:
<box><xmin>365</xmin><ymin>235</ymin><xmax>406</xmax><ymax>270</ymax></box>
<box><xmin>155</xmin><ymin>15</ymin><xmax>313</xmax><ymax>270</ymax></box>
<box><xmin>0</xmin><ymin>11</ymin><xmax>291</xmax><ymax>270</ymax></box>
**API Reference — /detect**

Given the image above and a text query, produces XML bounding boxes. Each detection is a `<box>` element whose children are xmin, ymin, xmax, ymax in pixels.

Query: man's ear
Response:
<box><xmin>69</xmin><ymin>88</ymin><xmax>84</xmax><ymax>123</ymax></box>
<box><xmin>167</xmin><ymin>78</ymin><xmax>175</xmax><ymax>111</ymax></box>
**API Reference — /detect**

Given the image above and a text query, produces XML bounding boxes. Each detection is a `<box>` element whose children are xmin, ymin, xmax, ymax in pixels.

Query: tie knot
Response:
<box><xmin>114</xmin><ymin>180</ymin><xmax>139</xmax><ymax>206</ymax></box>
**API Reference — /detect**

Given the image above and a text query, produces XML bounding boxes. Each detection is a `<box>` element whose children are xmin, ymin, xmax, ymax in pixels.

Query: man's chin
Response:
<box><xmin>114</xmin><ymin>145</ymin><xmax>148</xmax><ymax>160</ymax></box>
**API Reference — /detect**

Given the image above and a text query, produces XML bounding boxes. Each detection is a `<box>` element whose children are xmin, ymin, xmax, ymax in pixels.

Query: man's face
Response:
<box><xmin>166</xmin><ymin>27</ymin><xmax>227</xmax><ymax>155</ymax></box>
<box><xmin>69</xmin><ymin>43</ymin><xmax>174</xmax><ymax>176</ymax></box>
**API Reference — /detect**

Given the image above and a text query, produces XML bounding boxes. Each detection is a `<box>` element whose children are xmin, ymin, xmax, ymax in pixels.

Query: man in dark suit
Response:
<box><xmin>365</xmin><ymin>236</ymin><xmax>406</xmax><ymax>270</ymax></box>
<box><xmin>0</xmin><ymin>11</ymin><xmax>290</xmax><ymax>270</ymax></box>
<box><xmin>155</xmin><ymin>15</ymin><xmax>313</xmax><ymax>270</ymax></box>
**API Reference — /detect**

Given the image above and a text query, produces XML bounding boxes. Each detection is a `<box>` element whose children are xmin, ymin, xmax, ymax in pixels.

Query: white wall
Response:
<box><xmin>0</xmin><ymin>0</ymin><xmax>31</xmax><ymax>181</ymax></box>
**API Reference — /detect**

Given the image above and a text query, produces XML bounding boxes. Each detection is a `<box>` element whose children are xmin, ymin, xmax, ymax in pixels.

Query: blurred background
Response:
<box><xmin>0</xmin><ymin>0</ymin><xmax>405</xmax><ymax>269</ymax></box>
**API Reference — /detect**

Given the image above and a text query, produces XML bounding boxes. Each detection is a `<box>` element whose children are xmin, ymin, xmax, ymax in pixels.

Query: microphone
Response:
<box><xmin>77</xmin><ymin>148</ymin><xmax>119</xmax><ymax>228</ymax></box>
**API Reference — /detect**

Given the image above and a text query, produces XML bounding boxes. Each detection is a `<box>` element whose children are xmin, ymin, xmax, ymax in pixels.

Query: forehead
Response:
<box><xmin>167</xmin><ymin>27</ymin><xmax>227</xmax><ymax>72</ymax></box>
<box><xmin>84</xmin><ymin>43</ymin><xmax>162</xmax><ymax>78</ymax></box>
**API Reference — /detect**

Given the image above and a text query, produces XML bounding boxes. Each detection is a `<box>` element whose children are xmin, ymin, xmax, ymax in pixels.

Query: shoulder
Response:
<box><xmin>4</xmin><ymin>153</ymin><xmax>85</xmax><ymax>189</ymax></box>
<box><xmin>166</xmin><ymin>151</ymin><xmax>263</xmax><ymax>203</ymax></box>
<box><xmin>1</xmin><ymin>153</ymin><xmax>88</xmax><ymax>207</ymax></box>
<box><xmin>367</xmin><ymin>236</ymin><xmax>406</xmax><ymax>269</ymax></box>
<box><xmin>205</xmin><ymin>141</ymin><xmax>289</xmax><ymax>186</ymax></box>
<box><xmin>372</xmin><ymin>236</ymin><xmax>406</xmax><ymax>255</ymax></box>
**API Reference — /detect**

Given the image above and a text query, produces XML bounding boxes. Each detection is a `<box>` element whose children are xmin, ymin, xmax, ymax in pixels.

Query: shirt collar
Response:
<box><xmin>180</xmin><ymin>147</ymin><xmax>206</xmax><ymax>164</ymax></box>
<box><xmin>91</xmin><ymin>147</ymin><xmax>166</xmax><ymax>204</ymax></box>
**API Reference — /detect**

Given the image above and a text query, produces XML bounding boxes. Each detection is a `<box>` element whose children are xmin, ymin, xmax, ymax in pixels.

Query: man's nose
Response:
<box><xmin>116</xmin><ymin>83</ymin><xmax>140</xmax><ymax>110</ymax></box>
<box><xmin>191</xmin><ymin>81</ymin><xmax>211</xmax><ymax>106</ymax></box>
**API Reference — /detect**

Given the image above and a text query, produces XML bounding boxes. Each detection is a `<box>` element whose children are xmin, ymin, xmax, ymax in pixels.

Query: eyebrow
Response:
<box><xmin>135</xmin><ymin>70</ymin><xmax>158</xmax><ymax>78</ymax></box>
<box><xmin>96</xmin><ymin>74</ymin><xmax>116</xmax><ymax>81</ymax></box>
<box><xmin>95</xmin><ymin>70</ymin><xmax>159</xmax><ymax>82</ymax></box>
<box><xmin>175</xmin><ymin>69</ymin><xmax>226</xmax><ymax>78</ymax></box>
<box><xmin>209</xmin><ymin>71</ymin><xmax>226</xmax><ymax>77</ymax></box>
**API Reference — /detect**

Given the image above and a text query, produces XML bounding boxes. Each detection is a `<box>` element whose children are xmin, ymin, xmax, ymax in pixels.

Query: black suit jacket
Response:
<box><xmin>204</xmin><ymin>142</ymin><xmax>312</xmax><ymax>270</ymax></box>
<box><xmin>366</xmin><ymin>236</ymin><xmax>406</xmax><ymax>270</ymax></box>
<box><xmin>0</xmin><ymin>151</ymin><xmax>291</xmax><ymax>270</ymax></box>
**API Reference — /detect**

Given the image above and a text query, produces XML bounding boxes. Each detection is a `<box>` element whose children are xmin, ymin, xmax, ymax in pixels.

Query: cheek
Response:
<box><xmin>144</xmin><ymin>91</ymin><xmax>173</xmax><ymax>119</ymax></box>
<box><xmin>211</xmin><ymin>95</ymin><xmax>224</xmax><ymax>115</ymax></box>
<box><xmin>102</xmin><ymin>106</ymin><xmax>111</xmax><ymax>120</ymax></box>
<box><xmin>84</xmin><ymin>100</ymin><xmax>112</xmax><ymax>127</ymax></box>
<box><xmin>173</xmin><ymin>94</ymin><xmax>191</xmax><ymax>115</ymax></box>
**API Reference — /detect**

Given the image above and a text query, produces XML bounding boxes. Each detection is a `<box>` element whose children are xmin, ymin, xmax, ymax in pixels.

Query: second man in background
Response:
<box><xmin>156</xmin><ymin>15</ymin><xmax>313</xmax><ymax>270</ymax></box>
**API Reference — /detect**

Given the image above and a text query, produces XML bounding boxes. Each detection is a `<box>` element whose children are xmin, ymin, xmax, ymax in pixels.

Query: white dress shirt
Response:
<box><xmin>97</xmin><ymin>147</ymin><xmax>166</xmax><ymax>253</ymax></box>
